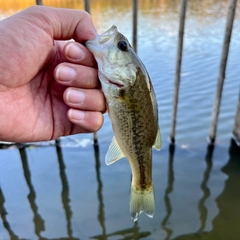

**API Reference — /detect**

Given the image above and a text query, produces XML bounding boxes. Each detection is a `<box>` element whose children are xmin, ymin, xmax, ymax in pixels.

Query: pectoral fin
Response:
<box><xmin>105</xmin><ymin>137</ymin><xmax>125</xmax><ymax>165</ymax></box>
<box><xmin>153</xmin><ymin>127</ymin><xmax>161</xmax><ymax>151</ymax></box>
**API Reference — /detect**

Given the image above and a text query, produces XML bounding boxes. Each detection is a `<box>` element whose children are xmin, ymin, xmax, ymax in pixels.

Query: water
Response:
<box><xmin>0</xmin><ymin>0</ymin><xmax>240</xmax><ymax>239</ymax></box>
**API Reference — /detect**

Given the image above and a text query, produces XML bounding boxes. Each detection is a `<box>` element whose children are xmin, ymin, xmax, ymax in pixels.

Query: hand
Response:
<box><xmin>0</xmin><ymin>6</ymin><xmax>105</xmax><ymax>142</ymax></box>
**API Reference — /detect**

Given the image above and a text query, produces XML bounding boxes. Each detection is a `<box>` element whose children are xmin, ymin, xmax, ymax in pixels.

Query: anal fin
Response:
<box><xmin>105</xmin><ymin>136</ymin><xmax>125</xmax><ymax>165</ymax></box>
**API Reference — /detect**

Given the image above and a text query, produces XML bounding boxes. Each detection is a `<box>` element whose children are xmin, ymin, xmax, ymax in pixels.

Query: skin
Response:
<box><xmin>0</xmin><ymin>6</ymin><xmax>106</xmax><ymax>142</ymax></box>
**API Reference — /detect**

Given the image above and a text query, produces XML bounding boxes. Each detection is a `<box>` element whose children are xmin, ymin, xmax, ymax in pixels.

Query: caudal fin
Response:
<box><xmin>130</xmin><ymin>185</ymin><xmax>155</xmax><ymax>222</ymax></box>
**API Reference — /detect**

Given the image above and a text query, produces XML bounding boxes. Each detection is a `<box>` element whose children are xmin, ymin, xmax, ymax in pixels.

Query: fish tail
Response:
<box><xmin>130</xmin><ymin>184</ymin><xmax>155</xmax><ymax>222</ymax></box>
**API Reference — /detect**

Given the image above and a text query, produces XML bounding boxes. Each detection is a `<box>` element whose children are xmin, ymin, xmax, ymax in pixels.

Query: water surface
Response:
<box><xmin>0</xmin><ymin>0</ymin><xmax>240</xmax><ymax>239</ymax></box>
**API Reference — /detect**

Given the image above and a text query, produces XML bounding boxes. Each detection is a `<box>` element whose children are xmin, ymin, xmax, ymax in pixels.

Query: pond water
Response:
<box><xmin>0</xmin><ymin>0</ymin><xmax>240</xmax><ymax>239</ymax></box>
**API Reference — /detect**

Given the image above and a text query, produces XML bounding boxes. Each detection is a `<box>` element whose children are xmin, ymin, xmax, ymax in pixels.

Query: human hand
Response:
<box><xmin>0</xmin><ymin>6</ymin><xmax>105</xmax><ymax>142</ymax></box>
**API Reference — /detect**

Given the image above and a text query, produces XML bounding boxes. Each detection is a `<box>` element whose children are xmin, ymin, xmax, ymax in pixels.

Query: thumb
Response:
<box><xmin>18</xmin><ymin>6</ymin><xmax>97</xmax><ymax>42</ymax></box>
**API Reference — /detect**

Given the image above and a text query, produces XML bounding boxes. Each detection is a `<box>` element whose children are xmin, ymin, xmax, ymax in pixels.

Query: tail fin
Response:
<box><xmin>130</xmin><ymin>184</ymin><xmax>155</xmax><ymax>222</ymax></box>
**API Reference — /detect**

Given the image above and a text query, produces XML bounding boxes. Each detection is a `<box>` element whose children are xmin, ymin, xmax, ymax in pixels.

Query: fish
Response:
<box><xmin>86</xmin><ymin>25</ymin><xmax>161</xmax><ymax>222</ymax></box>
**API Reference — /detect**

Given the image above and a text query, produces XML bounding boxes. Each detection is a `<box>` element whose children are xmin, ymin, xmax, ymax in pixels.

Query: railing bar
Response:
<box><xmin>36</xmin><ymin>0</ymin><xmax>43</xmax><ymax>5</ymax></box>
<box><xmin>132</xmin><ymin>0</ymin><xmax>138</xmax><ymax>53</ymax></box>
<box><xmin>208</xmin><ymin>0</ymin><xmax>238</xmax><ymax>144</ymax></box>
<box><xmin>232</xmin><ymin>86</ymin><xmax>240</xmax><ymax>145</ymax></box>
<box><xmin>84</xmin><ymin>0</ymin><xmax>90</xmax><ymax>14</ymax></box>
<box><xmin>170</xmin><ymin>0</ymin><xmax>188</xmax><ymax>145</ymax></box>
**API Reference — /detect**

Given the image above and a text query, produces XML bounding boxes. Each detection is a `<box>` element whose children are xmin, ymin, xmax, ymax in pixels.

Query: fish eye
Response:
<box><xmin>117</xmin><ymin>40</ymin><xmax>128</xmax><ymax>52</ymax></box>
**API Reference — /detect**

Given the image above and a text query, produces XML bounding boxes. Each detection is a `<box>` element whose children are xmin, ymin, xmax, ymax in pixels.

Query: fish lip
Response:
<box><xmin>85</xmin><ymin>25</ymin><xmax>117</xmax><ymax>53</ymax></box>
<box><xmin>85</xmin><ymin>38</ymin><xmax>100</xmax><ymax>53</ymax></box>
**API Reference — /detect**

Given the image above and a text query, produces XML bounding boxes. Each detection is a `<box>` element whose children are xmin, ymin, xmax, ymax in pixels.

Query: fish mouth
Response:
<box><xmin>101</xmin><ymin>73</ymin><xmax>125</xmax><ymax>88</ymax></box>
<box><xmin>108</xmin><ymin>80</ymin><xmax>125</xmax><ymax>88</ymax></box>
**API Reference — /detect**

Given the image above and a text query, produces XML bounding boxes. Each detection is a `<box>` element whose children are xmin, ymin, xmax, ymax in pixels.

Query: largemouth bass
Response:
<box><xmin>86</xmin><ymin>25</ymin><xmax>161</xmax><ymax>222</ymax></box>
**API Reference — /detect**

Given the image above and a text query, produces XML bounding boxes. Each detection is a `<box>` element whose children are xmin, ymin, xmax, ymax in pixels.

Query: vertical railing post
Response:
<box><xmin>208</xmin><ymin>0</ymin><xmax>237</xmax><ymax>144</ymax></box>
<box><xmin>84</xmin><ymin>0</ymin><xmax>90</xmax><ymax>14</ymax></box>
<box><xmin>83</xmin><ymin>0</ymin><xmax>99</xmax><ymax>148</ymax></box>
<box><xmin>36</xmin><ymin>0</ymin><xmax>43</xmax><ymax>5</ymax></box>
<box><xmin>170</xmin><ymin>0</ymin><xmax>188</xmax><ymax>145</ymax></box>
<box><xmin>232</xmin><ymin>87</ymin><xmax>240</xmax><ymax>145</ymax></box>
<box><xmin>132</xmin><ymin>0</ymin><xmax>138</xmax><ymax>53</ymax></box>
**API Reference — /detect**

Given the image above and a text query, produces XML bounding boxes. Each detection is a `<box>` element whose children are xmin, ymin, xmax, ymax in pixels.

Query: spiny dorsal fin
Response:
<box><xmin>153</xmin><ymin>127</ymin><xmax>161</xmax><ymax>151</ymax></box>
<box><xmin>105</xmin><ymin>137</ymin><xmax>125</xmax><ymax>165</ymax></box>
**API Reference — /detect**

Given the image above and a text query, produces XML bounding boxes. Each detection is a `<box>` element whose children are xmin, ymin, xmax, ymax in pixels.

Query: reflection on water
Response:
<box><xmin>161</xmin><ymin>145</ymin><xmax>174</xmax><ymax>240</ymax></box>
<box><xmin>19</xmin><ymin>148</ymin><xmax>45</xmax><ymax>238</ymax></box>
<box><xmin>172</xmin><ymin>140</ymin><xmax>240</xmax><ymax>240</ymax></box>
<box><xmin>0</xmin><ymin>188</ymin><xmax>19</xmax><ymax>240</ymax></box>
<box><xmin>197</xmin><ymin>145</ymin><xmax>213</xmax><ymax>233</ymax></box>
<box><xmin>0</xmin><ymin>140</ymin><xmax>239</xmax><ymax>239</ymax></box>
<box><xmin>55</xmin><ymin>144</ymin><xmax>74</xmax><ymax>239</ymax></box>
<box><xmin>0</xmin><ymin>0</ymin><xmax>240</xmax><ymax>239</ymax></box>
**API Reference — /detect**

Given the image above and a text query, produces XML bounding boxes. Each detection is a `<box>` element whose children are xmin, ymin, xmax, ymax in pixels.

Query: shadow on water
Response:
<box><xmin>172</xmin><ymin>139</ymin><xmax>240</xmax><ymax>240</ymax></box>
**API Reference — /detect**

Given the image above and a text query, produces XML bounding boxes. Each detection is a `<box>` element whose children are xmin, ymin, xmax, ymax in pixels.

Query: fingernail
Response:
<box><xmin>66</xmin><ymin>89</ymin><xmax>85</xmax><ymax>104</ymax></box>
<box><xmin>65</xmin><ymin>43</ymin><xmax>84</xmax><ymax>60</ymax></box>
<box><xmin>56</xmin><ymin>66</ymin><xmax>76</xmax><ymax>82</ymax></box>
<box><xmin>69</xmin><ymin>109</ymin><xmax>85</xmax><ymax>121</ymax></box>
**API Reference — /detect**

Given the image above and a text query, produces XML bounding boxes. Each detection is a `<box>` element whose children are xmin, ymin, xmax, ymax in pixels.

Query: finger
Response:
<box><xmin>68</xmin><ymin>109</ymin><xmax>104</xmax><ymax>133</ymax></box>
<box><xmin>23</xmin><ymin>6</ymin><xmax>97</xmax><ymax>42</ymax></box>
<box><xmin>64</xmin><ymin>88</ymin><xmax>106</xmax><ymax>112</ymax></box>
<box><xmin>63</xmin><ymin>42</ymin><xmax>97</xmax><ymax>67</ymax></box>
<box><xmin>55</xmin><ymin>63</ymin><xmax>100</xmax><ymax>89</ymax></box>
